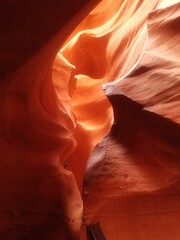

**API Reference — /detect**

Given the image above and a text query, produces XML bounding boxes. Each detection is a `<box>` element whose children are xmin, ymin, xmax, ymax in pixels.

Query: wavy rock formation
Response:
<box><xmin>0</xmin><ymin>0</ymin><xmax>179</xmax><ymax>240</ymax></box>
<box><xmin>0</xmin><ymin>1</ymin><xmax>98</xmax><ymax>239</ymax></box>
<box><xmin>62</xmin><ymin>0</ymin><xmax>162</xmax><ymax>189</ymax></box>
<box><xmin>83</xmin><ymin>2</ymin><xmax>180</xmax><ymax>240</ymax></box>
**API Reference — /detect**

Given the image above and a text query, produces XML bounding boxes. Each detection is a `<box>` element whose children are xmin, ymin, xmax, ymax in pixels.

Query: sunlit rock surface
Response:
<box><xmin>83</xmin><ymin>2</ymin><xmax>180</xmax><ymax>240</ymax></box>
<box><xmin>0</xmin><ymin>0</ymin><xmax>179</xmax><ymax>240</ymax></box>
<box><xmin>62</xmin><ymin>0</ymin><xmax>161</xmax><ymax>189</ymax></box>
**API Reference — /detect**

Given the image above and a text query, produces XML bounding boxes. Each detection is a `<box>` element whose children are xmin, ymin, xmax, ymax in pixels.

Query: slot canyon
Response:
<box><xmin>0</xmin><ymin>0</ymin><xmax>180</xmax><ymax>239</ymax></box>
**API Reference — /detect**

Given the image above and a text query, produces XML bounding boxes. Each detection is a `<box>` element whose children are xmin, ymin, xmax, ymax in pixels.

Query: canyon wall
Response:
<box><xmin>0</xmin><ymin>0</ymin><xmax>179</xmax><ymax>239</ymax></box>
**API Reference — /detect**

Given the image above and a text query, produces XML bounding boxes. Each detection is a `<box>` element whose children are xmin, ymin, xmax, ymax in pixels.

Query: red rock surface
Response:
<box><xmin>0</xmin><ymin>0</ymin><xmax>179</xmax><ymax>240</ymax></box>
<box><xmin>82</xmin><ymin>2</ymin><xmax>180</xmax><ymax>240</ymax></box>
<box><xmin>0</xmin><ymin>1</ymin><xmax>99</xmax><ymax>239</ymax></box>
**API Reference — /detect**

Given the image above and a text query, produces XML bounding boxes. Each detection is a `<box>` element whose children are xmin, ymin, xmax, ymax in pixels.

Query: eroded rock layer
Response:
<box><xmin>62</xmin><ymin>0</ymin><xmax>162</xmax><ymax>189</ymax></box>
<box><xmin>83</xmin><ymin>3</ymin><xmax>180</xmax><ymax>240</ymax></box>
<box><xmin>0</xmin><ymin>0</ymin><xmax>179</xmax><ymax>240</ymax></box>
<box><xmin>0</xmin><ymin>1</ymin><xmax>99</xmax><ymax>239</ymax></box>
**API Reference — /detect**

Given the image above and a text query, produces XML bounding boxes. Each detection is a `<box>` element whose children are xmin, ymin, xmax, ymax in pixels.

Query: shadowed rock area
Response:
<box><xmin>0</xmin><ymin>1</ymin><xmax>99</xmax><ymax>240</ymax></box>
<box><xmin>83</xmin><ymin>92</ymin><xmax>180</xmax><ymax>240</ymax></box>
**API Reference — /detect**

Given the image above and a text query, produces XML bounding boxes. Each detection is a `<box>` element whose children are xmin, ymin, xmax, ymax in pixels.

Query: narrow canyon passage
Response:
<box><xmin>0</xmin><ymin>1</ymin><xmax>179</xmax><ymax>240</ymax></box>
